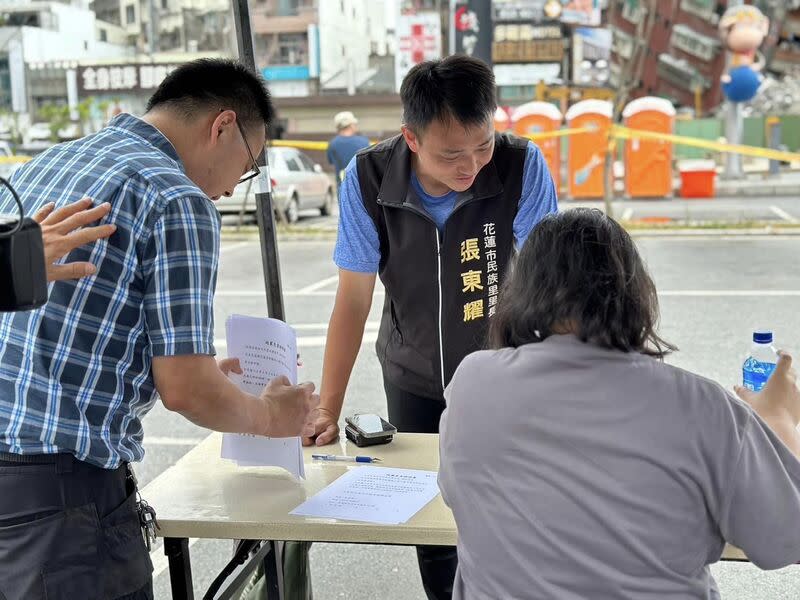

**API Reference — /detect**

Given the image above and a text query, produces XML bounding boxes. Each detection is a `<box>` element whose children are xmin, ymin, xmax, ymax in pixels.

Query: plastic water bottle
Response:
<box><xmin>742</xmin><ymin>330</ymin><xmax>778</xmax><ymax>392</ymax></box>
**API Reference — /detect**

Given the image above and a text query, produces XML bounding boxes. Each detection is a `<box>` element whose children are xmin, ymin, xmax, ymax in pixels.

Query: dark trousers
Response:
<box><xmin>384</xmin><ymin>378</ymin><xmax>457</xmax><ymax>600</ymax></box>
<box><xmin>0</xmin><ymin>453</ymin><xmax>153</xmax><ymax>600</ymax></box>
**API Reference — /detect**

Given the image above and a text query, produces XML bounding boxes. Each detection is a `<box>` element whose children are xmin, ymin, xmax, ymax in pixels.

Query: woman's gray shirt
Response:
<box><xmin>439</xmin><ymin>334</ymin><xmax>800</xmax><ymax>600</ymax></box>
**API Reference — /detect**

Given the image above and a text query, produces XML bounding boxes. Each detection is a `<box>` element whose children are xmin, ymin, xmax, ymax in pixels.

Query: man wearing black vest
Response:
<box><xmin>303</xmin><ymin>55</ymin><xmax>558</xmax><ymax>599</ymax></box>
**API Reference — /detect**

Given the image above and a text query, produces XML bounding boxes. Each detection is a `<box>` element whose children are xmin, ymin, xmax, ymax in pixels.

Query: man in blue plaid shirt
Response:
<box><xmin>0</xmin><ymin>59</ymin><xmax>319</xmax><ymax>600</ymax></box>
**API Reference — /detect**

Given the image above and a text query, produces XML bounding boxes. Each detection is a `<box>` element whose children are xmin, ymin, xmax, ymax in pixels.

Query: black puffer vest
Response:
<box><xmin>357</xmin><ymin>133</ymin><xmax>527</xmax><ymax>398</ymax></box>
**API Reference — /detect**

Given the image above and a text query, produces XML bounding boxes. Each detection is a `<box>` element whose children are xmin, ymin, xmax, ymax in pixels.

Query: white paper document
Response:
<box><xmin>290</xmin><ymin>466</ymin><xmax>440</xmax><ymax>525</ymax></box>
<box><xmin>220</xmin><ymin>314</ymin><xmax>305</xmax><ymax>478</ymax></box>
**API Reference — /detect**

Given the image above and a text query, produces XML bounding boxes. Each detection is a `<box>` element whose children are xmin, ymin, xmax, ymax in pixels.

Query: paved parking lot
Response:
<box><xmin>219</xmin><ymin>194</ymin><xmax>800</xmax><ymax>231</ymax></box>
<box><xmin>141</xmin><ymin>234</ymin><xmax>800</xmax><ymax>599</ymax></box>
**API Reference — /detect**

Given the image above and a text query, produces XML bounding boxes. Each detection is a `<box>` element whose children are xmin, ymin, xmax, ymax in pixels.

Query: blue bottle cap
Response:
<box><xmin>753</xmin><ymin>331</ymin><xmax>773</xmax><ymax>344</ymax></box>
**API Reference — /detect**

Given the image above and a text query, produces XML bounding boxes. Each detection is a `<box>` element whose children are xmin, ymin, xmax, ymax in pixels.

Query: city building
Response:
<box><xmin>0</xmin><ymin>1</ymin><xmax>132</xmax><ymax>115</ymax></box>
<box><xmin>318</xmin><ymin>0</ymin><xmax>396</xmax><ymax>95</ymax></box>
<box><xmin>609</xmin><ymin>0</ymin><xmax>728</xmax><ymax>114</ymax></box>
<box><xmin>491</xmin><ymin>1</ymin><xmax>567</xmax><ymax>105</ymax></box>
<box><xmin>89</xmin><ymin>0</ymin><xmax>236</xmax><ymax>54</ymax></box>
<box><xmin>769</xmin><ymin>2</ymin><xmax>800</xmax><ymax>76</ymax></box>
<box><xmin>250</xmin><ymin>0</ymin><xmax>318</xmax><ymax>98</ymax></box>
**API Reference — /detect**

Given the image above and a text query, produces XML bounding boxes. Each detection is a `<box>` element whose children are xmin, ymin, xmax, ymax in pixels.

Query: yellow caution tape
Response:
<box><xmin>612</xmin><ymin>125</ymin><xmax>800</xmax><ymax>163</ymax></box>
<box><xmin>268</xmin><ymin>139</ymin><xmax>383</xmax><ymax>151</ymax></box>
<box><xmin>269</xmin><ymin>128</ymin><xmax>598</xmax><ymax>150</ymax></box>
<box><xmin>267</xmin><ymin>124</ymin><xmax>800</xmax><ymax>163</ymax></box>
<box><xmin>268</xmin><ymin>140</ymin><xmax>330</xmax><ymax>151</ymax></box>
<box><xmin>0</xmin><ymin>156</ymin><xmax>33</xmax><ymax>164</ymax></box>
<box><xmin>523</xmin><ymin>127</ymin><xmax>597</xmax><ymax>141</ymax></box>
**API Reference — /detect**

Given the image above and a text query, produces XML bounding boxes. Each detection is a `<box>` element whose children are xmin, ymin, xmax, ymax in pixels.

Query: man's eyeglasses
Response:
<box><xmin>236</xmin><ymin>119</ymin><xmax>261</xmax><ymax>184</ymax></box>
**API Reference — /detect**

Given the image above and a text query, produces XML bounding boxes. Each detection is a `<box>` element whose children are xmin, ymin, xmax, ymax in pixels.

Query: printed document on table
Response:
<box><xmin>220</xmin><ymin>314</ymin><xmax>304</xmax><ymax>478</ymax></box>
<box><xmin>290</xmin><ymin>466</ymin><xmax>440</xmax><ymax>524</ymax></box>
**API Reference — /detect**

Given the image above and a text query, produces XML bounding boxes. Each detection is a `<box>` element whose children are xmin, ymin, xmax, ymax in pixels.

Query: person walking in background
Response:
<box><xmin>327</xmin><ymin>111</ymin><xmax>370</xmax><ymax>195</ymax></box>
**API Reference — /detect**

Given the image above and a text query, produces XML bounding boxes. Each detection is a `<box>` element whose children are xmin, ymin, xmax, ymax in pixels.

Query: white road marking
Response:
<box><xmin>215</xmin><ymin>290</ymin><xmax>266</xmax><ymax>297</ymax></box>
<box><xmin>292</xmin><ymin>322</ymin><xmax>379</xmax><ymax>330</ymax></box>
<box><xmin>770</xmin><ymin>206</ymin><xmax>798</xmax><ymax>223</ymax></box>
<box><xmin>296</xmin><ymin>275</ymin><xmax>340</xmax><ymax>294</ymax></box>
<box><xmin>220</xmin><ymin>285</ymin><xmax>800</xmax><ymax>299</ymax></box>
<box><xmin>150</xmin><ymin>538</ymin><xmax>200</xmax><ymax>580</ymax></box>
<box><xmin>660</xmin><ymin>290</ymin><xmax>800</xmax><ymax>297</ymax></box>
<box><xmin>220</xmin><ymin>242</ymin><xmax>252</xmax><ymax>253</ymax></box>
<box><xmin>285</xmin><ymin>290</ymin><xmax>385</xmax><ymax>297</ymax></box>
<box><xmin>214</xmin><ymin>330</ymin><xmax>379</xmax><ymax>352</ymax></box>
<box><xmin>216</xmin><ymin>290</ymin><xmax>386</xmax><ymax>297</ymax></box>
<box><xmin>144</xmin><ymin>436</ymin><xmax>207</xmax><ymax>446</ymax></box>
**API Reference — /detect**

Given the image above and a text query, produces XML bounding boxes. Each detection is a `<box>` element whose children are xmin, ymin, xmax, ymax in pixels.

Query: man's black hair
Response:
<box><xmin>146</xmin><ymin>59</ymin><xmax>275</xmax><ymax>131</ymax></box>
<box><xmin>400</xmin><ymin>55</ymin><xmax>497</xmax><ymax>134</ymax></box>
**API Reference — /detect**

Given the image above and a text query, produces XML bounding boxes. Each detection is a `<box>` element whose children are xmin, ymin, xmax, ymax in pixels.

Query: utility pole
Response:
<box><xmin>147</xmin><ymin>0</ymin><xmax>158</xmax><ymax>56</ymax></box>
<box><xmin>723</xmin><ymin>0</ymin><xmax>744</xmax><ymax>179</ymax></box>
<box><xmin>602</xmin><ymin>0</ymin><xmax>658</xmax><ymax>217</ymax></box>
<box><xmin>762</xmin><ymin>0</ymin><xmax>789</xmax><ymax>74</ymax></box>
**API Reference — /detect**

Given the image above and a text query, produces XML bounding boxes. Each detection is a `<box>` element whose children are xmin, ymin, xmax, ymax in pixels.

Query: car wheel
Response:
<box><xmin>285</xmin><ymin>196</ymin><xmax>300</xmax><ymax>224</ymax></box>
<box><xmin>320</xmin><ymin>188</ymin><xmax>334</xmax><ymax>216</ymax></box>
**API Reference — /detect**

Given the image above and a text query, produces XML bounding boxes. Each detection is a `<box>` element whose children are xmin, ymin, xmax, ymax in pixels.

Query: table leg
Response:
<box><xmin>165</xmin><ymin>537</ymin><xmax>194</xmax><ymax>600</ymax></box>
<box><xmin>263</xmin><ymin>540</ymin><xmax>283</xmax><ymax>600</ymax></box>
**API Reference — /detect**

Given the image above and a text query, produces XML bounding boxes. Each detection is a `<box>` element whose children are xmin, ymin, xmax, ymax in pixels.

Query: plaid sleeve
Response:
<box><xmin>141</xmin><ymin>194</ymin><xmax>221</xmax><ymax>357</ymax></box>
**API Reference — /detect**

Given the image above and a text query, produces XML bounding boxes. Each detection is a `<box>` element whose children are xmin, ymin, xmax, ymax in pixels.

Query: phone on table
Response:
<box><xmin>345</xmin><ymin>413</ymin><xmax>396</xmax><ymax>447</ymax></box>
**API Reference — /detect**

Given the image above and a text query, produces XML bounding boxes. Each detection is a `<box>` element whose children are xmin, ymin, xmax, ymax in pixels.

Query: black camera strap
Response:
<box><xmin>0</xmin><ymin>176</ymin><xmax>24</xmax><ymax>239</ymax></box>
<box><xmin>0</xmin><ymin>176</ymin><xmax>48</xmax><ymax>311</ymax></box>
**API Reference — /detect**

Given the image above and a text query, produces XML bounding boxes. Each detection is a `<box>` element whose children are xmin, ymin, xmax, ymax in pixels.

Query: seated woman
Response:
<box><xmin>439</xmin><ymin>208</ymin><xmax>800</xmax><ymax>600</ymax></box>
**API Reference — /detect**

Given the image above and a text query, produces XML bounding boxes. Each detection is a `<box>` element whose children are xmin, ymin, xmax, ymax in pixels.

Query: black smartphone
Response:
<box><xmin>344</xmin><ymin>413</ymin><xmax>396</xmax><ymax>447</ymax></box>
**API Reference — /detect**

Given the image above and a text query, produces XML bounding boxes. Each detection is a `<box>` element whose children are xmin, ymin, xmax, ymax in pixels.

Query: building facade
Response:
<box><xmin>610</xmin><ymin>0</ymin><xmax>727</xmax><ymax>114</ymax></box>
<box><xmin>88</xmin><ymin>0</ymin><xmax>236</xmax><ymax>54</ymax></box>
<box><xmin>0</xmin><ymin>1</ymin><xmax>132</xmax><ymax>116</ymax></box>
<box><xmin>250</xmin><ymin>0</ymin><xmax>318</xmax><ymax>97</ymax></box>
<box><xmin>318</xmin><ymin>0</ymin><xmax>395</xmax><ymax>95</ymax></box>
<box><xmin>769</xmin><ymin>2</ymin><xmax>800</xmax><ymax>76</ymax></box>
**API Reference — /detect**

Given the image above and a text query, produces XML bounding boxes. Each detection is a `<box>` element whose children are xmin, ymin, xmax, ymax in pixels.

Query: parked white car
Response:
<box><xmin>27</xmin><ymin>122</ymin><xmax>52</xmax><ymax>142</ymax></box>
<box><xmin>215</xmin><ymin>147</ymin><xmax>334</xmax><ymax>223</ymax></box>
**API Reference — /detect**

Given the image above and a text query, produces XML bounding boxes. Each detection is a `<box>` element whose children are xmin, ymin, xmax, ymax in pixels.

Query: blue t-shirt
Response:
<box><xmin>334</xmin><ymin>141</ymin><xmax>558</xmax><ymax>273</ymax></box>
<box><xmin>327</xmin><ymin>134</ymin><xmax>371</xmax><ymax>176</ymax></box>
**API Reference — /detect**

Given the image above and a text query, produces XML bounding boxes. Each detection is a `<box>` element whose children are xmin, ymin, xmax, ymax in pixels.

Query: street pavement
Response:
<box><xmin>221</xmin><ymin>194</ymin><xmax>800</xmax><ymax>231</ymax></box>
<box><xmin>141</xmin><ymin>233</ymin><xmax>800</xmax><ymax>600</ymax></box>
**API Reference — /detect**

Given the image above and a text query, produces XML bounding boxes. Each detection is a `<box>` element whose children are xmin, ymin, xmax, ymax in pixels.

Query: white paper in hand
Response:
<box><xmin>221</xmin><ymin>314</ymin><xmax>305</xmax><ymax>478</ymax></box>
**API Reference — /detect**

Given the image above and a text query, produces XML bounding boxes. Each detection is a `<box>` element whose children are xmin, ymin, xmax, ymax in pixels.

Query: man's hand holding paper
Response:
<box><xmin>220</xmin><ymin>315</ymin><xmax>316</xmax><ymax>477</ymax></box>
<box><xmin>261</xmin><ymin>375</ymin><xmax>319</xmax><ymax>438</ymax></box>
<box><xmin>218</xmin><ymin>355</ymin><xmax>318</xmax><ymax>438</ymax></box>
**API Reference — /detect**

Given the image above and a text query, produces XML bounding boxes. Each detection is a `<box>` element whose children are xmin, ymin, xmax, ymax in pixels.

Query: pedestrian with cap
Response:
<box><xmin>327</xmin><ymin>111</ymin><xmax>370</xmax><ymax>194</ymax></box>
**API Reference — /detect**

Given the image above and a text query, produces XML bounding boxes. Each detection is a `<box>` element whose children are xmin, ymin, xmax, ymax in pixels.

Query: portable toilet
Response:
<box><xmin>564</xmin><ymin>100</ymin><xmax>613</xmax><ymax>199</ymax></box>
<box><xmin>512</xmin><ymin>101</ymin><xmax>563</xmax><ymax>189</ymax></box>
<box><xmin>494</xmin><ymin>107</ymin><xmax>510</xmax><ymax>133</ymax></box>
<box><xmin>622</xmin><ymin>97</ymin><xmax>676</xmax><ymax>198</ymax></box>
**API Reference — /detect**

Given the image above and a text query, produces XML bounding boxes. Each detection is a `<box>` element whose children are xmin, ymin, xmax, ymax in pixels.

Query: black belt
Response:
<box><xmin>0</xmin><ymin>451</ymin><xmax>73</xmax><ymax>465</ymax></box>
<box><xmin>0</xmin><ymin>452</ymin><xmax>132</xmax><ymax>482</ymax></box>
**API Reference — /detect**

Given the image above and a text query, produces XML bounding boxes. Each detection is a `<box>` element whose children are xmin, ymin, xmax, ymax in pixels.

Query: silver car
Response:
<box><xmin>215</xmin><ymin>147</ymin><xmax>334</xmax><ymax>223</ymax></box>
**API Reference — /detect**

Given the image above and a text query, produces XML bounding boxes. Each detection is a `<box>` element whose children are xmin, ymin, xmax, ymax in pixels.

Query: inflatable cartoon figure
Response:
<box><xmin>718</xmin><ymin>5</ymin><xmax>770</xmax><ymax>103</ymax></box>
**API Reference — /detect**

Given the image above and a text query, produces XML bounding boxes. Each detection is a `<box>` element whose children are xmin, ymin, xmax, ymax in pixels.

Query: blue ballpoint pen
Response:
<box><xmin>312</xmin><ymin>454</ymin><xmax>382</xmax><ymax>464</ymax></box>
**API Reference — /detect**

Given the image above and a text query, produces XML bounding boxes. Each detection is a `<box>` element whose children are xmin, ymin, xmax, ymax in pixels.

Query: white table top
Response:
<box><xmin>141</xmin><ymin>432</ymin><xmax>747</xmax><ymax>560</ymax></box>
<box><xmin>143</xmin><ymin>432</ymin><xmax>455</xmax><ymax>546</ymax></box>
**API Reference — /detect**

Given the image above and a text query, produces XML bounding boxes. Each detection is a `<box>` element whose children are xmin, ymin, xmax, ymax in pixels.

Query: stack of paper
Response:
<box><xmin>221</xmin><ymin>314</ymin><xmax>305</xmax><ymax>479</ymax></box>
<box><xmin>290</xmin><ymin>466</ymin><xmax>440</xmax><ymax>525</ymax></box>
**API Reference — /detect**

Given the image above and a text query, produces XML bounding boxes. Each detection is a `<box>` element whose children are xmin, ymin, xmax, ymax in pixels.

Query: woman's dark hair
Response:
<box><xmin>489</xmin><ymin>208</ymin><xmax>676</xmax><ymax>358</ymax></box>
<box><xmin>400</xmin><ymin>55</ymin><xmax>496</xmax><ymax>134</ymax></box>
<box><xmin>146</xmin><ymin>59</ymin><xmax>275</xmax><ymax>131</ymax></box>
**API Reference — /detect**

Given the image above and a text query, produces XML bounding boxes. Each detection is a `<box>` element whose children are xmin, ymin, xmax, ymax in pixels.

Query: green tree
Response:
<box><xmin>38</xmin><ymin>103</ymin><xmax>71</xmax><ymax>142</ymax></box>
